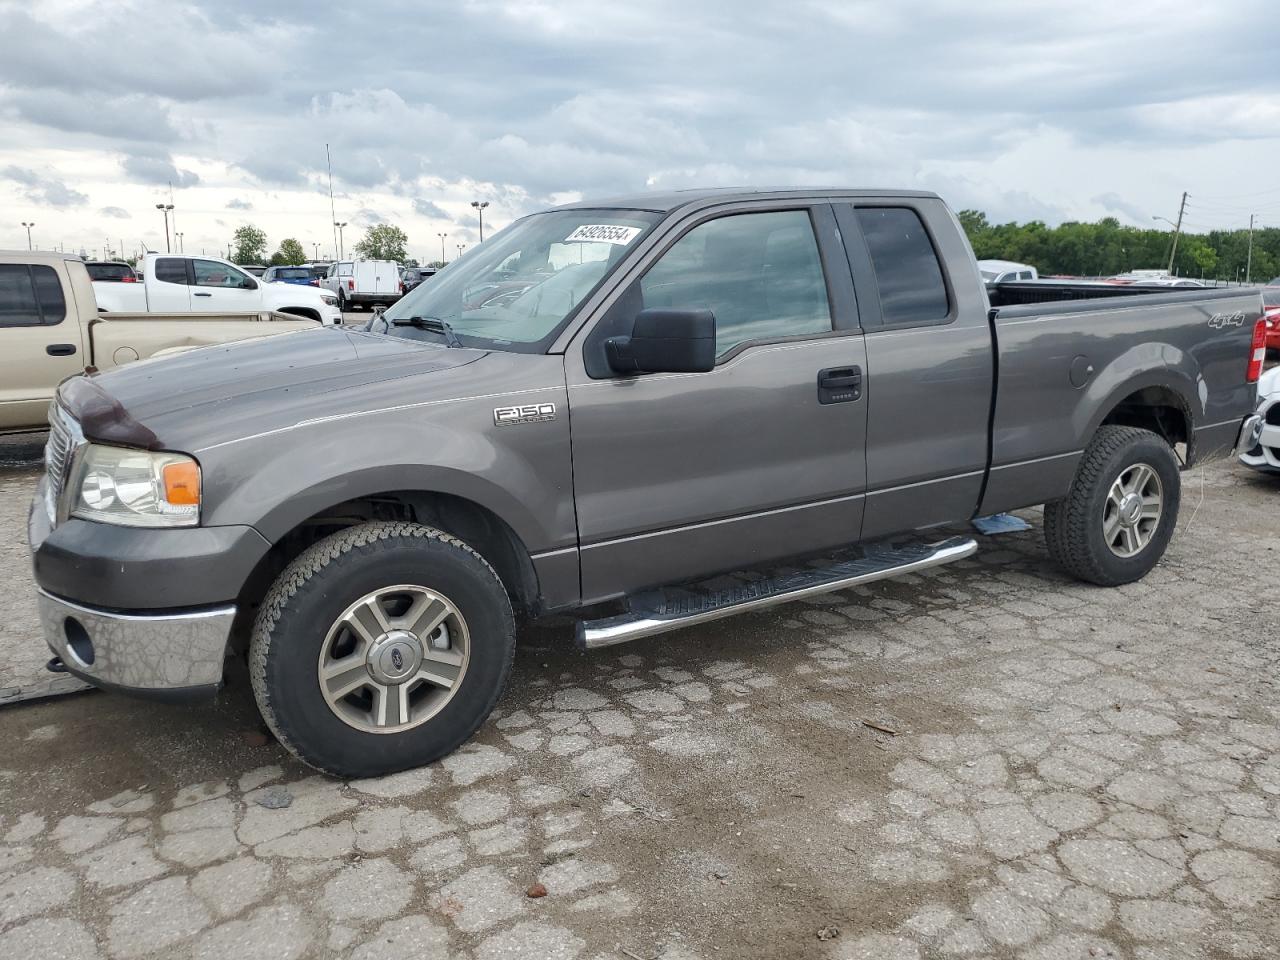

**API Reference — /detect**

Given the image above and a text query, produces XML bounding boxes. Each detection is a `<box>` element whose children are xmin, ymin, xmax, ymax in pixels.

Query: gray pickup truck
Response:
<box><xmin>29</xmin><ymin>188</ymin><xmax>1265</xmax><ymax>777</ymax></box>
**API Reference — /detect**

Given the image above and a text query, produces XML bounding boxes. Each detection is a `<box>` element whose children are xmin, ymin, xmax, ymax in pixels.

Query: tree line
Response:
<box><xmin>229</xmin><ymin>223</ymin><xmax>412</xmax><ymax>266</ymax></box>
<box><xmin>957</xmin><ymin>211</ymin><xmax>1279</xmax><ymax>283</ymax></box>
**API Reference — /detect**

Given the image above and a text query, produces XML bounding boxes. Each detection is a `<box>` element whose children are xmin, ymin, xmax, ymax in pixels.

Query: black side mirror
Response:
<box><xmin>605</xmin><ymin>308</ymin><xmax>716</xmax><ymax>374</ymax></box>
<box><xmin>241</xmin><ymin>278</ymin><xmax>258</xmax><ymax>290</ymax></box>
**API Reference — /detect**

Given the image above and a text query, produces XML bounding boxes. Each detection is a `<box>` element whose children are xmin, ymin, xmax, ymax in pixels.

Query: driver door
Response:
<box><xmin>565</xmin><ymin>203</ymin><xmax>869</xmax><ymax>603</ymax></box>
<box><xmin>190</xmin><ymin>260</ymin><xmax>261</xmax><ymax>310</ymax></box>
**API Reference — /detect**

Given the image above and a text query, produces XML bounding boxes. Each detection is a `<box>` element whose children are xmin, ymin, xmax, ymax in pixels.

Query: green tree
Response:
<box><xmin>230</xmin><ymin>225</ymin><xmax>268</xmax><ymax>265</ymax></box>
<box><xmin>353</xmin><ymin>223</ymin><xmax>409</xmax><ymax>261</ymax></box>
<box><xmin>268</xmin><ymin>238</ymin><xmax>307</xmax><ymax>266</ymax></box>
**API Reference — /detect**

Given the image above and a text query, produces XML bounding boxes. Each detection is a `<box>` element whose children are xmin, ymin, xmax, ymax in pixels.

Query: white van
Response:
<box><xmin>321</xmin><ymin>260</ymin><xmax>404</xmax><ymax>310</ymax></box>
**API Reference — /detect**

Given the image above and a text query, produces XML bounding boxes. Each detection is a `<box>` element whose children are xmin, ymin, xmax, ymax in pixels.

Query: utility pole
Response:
<box><xmin>1166</xmin><ymin>191</ymin><xmax>1187</xmax><ymax>275</ymax></box>
<box><xmin>1246</xmin><ymin>214</ymin><xmax>1256</xmax><ymax>285</ymax></box>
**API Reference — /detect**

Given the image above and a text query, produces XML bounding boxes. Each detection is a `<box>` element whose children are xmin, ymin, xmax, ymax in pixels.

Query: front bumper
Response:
<box><xmin>1239</xmin><ymin>408</ymin><xmax>1279</xmax><ymax>472</ymax></box>
<box><xmin>38</xmin><ymin>589</ymin><xmax>231</xmax><ymax>699</ymax></box>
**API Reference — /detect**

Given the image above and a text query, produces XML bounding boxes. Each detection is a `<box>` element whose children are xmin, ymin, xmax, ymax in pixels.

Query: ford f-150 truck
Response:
<box><xmin>94</xmin><ymin>253</ymin><xmax>343</xmax><ymax>325</ymax></box>
<box><xmin>0</xmin><ymin>251</ymin><xmax>324</xmax><ymax>434</ymax></box>
<box><xmin>28</xmin><ymin>188</ymin><xmax>1265</xmax><ymax>778</ymax></box>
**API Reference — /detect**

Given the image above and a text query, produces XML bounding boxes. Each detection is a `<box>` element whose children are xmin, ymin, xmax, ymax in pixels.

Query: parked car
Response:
<box><xmin>84</xmin><ymin>261</ymin><xmax>137</xmax><ymax>283</ymax></box>
<box><xmin>400</xmin><ymin>266</ymin><xmax>436</xmax><ymax>294</ymax></box>
<box><xmin>0</xmin><ymin>251</ymin><xmax>320</xmax><ymax>434</ymax></box>
<box><xmin>1239</xmin><ymin>363</ymin><xmax>1280</xmax><ymax>473</ymax></box>
<box><xmin>29</xmin><ymin>187</ymin><xmax>1263</xmax><ymax>777</ymax></box>
<box><xmin>93</xmin><ymin>254</ymin><xmax>342</xmax><ymax>325</ymax></box>
<box><xmin>241</xmin><ymin>264</ymin><xmax>268</xmax><ymax>277</ymax></box>
<box><xmin>321</xmin><ymin>259</ymin><xmax>403</xmax><ymax>310</ymax></box>
<box><xmin>978</xmin><ymin>259</ymin><xmax>1038</xmax><ymax>283</ymax></box>
<box><xmin>263</xmin><ymin>265</ymin><xmax>319</xmax><ymax>286</ymax></box>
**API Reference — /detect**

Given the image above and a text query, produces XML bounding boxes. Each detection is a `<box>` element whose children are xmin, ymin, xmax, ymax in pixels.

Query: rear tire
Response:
<box><xmin>249</xmin><ymin>522</ymin><xmax>515</xmax><ymax>778</ymax></box>
<box><xmin>1043</xmin><ymin>425</ymin><xmax>1180</xmax><ymax>586</ymax></box>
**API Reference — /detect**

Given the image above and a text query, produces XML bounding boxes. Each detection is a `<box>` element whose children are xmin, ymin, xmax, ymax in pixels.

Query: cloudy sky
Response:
<box><xmin>2</xmin><ymin>0</ymin><xmax>1277</xmax><ymax>261</ymax></box>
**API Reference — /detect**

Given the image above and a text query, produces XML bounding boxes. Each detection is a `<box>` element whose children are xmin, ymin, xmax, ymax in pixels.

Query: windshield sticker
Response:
<box><xmin>563</xmin><ymin>224</ymin><xmax>642</xmax><ymax>245</ymax></box>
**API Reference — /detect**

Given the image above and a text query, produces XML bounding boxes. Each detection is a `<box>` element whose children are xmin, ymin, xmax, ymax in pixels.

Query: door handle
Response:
<box><xmin>46</xmin><ymin>343</ymin><xmax>77</xmax><ymax>357</ymax></box>
<box><xmin>193</xmin><ymin>291</ymin><xmax>213</xmax><ymax>297</ymax></box>
<box><xmin>817</xmin><ymin>365</ymin><xmax>862</xmax><ymax>404</ymax></box>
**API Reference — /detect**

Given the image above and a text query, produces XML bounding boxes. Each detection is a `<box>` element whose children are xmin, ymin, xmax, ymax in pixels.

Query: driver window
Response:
<box><xmin>638</xmin><ymin>209</ymin><xmax>831</xmax><ymax>357</ymax></box>
<box><xmin>193</xmin><ymin>260</ymin><xmax>249</xmax><ymax>288</ymax></box>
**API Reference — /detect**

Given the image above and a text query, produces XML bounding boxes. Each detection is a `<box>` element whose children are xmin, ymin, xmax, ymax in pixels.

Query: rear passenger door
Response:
<box><xmin>147</xmin><ymin>257</ymin><xmax>192</xmax><ymax>312</ymax></box>
<box><xmin>833</xmin><ymin>200</ymin><xmax>994</xmax><ymax>538</ymax></box>
<box><xmin>566</xmin><ymin>202</ymin><xmax>869</xmax><ymax>602</ymax></box>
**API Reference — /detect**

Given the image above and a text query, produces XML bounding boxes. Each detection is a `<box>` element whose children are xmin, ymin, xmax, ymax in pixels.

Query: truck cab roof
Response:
<box><xmin>551</xmin><ymin>187</ymin><xmax>943</xmax><ymax>214</ymax></box>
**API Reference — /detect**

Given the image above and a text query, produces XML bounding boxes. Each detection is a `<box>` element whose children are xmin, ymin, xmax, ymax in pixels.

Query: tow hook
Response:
<box><xmin>46</xmin><ymin>655</ymin><xmax>68</xmax><ymax>674</ymax></box>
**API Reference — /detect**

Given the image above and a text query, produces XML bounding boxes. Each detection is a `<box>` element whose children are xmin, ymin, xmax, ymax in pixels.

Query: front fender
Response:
<box><xmin>197</xmin><ymin>389</ymin><xmax>576</xmax><ymax>556</ymax></box>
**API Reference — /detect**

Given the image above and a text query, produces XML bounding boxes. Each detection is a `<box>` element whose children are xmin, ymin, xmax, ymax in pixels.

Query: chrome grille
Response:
<box><xmin>43</xmin><ymin>406</ymin><xmax>81</xmax><ymax>521</ymax></box>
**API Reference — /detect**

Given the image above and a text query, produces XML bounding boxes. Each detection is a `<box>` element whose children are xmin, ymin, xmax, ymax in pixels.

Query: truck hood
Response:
<box><xmin>60</xmin><ymin>327</ymin><xmax>488</xmax><ymax>452</ymax></box>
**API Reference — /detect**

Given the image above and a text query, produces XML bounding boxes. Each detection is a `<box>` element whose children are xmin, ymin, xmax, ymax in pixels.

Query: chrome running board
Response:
<box><xmin>576</xmin><ymin>536</ymin><xmax>978</xmax><ymax>650</ymax></box>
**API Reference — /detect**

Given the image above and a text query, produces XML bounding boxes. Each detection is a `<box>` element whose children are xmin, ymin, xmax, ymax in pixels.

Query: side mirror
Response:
<box><xmin>605</xmin><ymin>308</ymin><xmax>716</xmax><ymax>374</ymax></box>
<box><xmin>241</xmin><ymin>278</ymin><xmax>258</xmax><ymax>290</ymax></box>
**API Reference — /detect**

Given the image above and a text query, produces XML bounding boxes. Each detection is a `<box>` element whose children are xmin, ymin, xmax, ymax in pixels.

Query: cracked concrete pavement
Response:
<box><xmin>1</xmin><ymin>433</ymin><xmax>1278</xmax><ymax>959</ymax></box>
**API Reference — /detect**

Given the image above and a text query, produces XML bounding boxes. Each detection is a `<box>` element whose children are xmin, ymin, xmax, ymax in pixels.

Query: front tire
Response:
<box><xmin>249</xmin><ymin>522</ymin><xmax>515</xmax><ymax>778</ymax></box>
<box><xmin>1043</xmin><ymin>425</ymin><xmax>1181</xmax><ymax>586</ymax></box>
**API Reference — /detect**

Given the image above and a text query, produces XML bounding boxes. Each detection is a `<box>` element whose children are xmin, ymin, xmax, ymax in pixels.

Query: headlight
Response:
<box><xmin>321</xmin><ymin>294</ymin><xmax>338</xmax><ymax>306</ymax></box>
<box><xmin>71</xmin><ymin>445</ymin><xmax>200</xmax><ymax>528</ymax></box>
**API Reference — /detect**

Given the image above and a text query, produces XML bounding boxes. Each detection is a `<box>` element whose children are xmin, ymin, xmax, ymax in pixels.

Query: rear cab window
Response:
<box><xmin>853</xmin><ymin>207</ymin><xmax>950</xmax><ymax>328</ymax></box>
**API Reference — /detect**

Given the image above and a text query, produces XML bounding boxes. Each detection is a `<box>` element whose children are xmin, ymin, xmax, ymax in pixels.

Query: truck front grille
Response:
<box><xmin>43</xmin><ymin>406</ymin><xmax>81</xmax><ymax>521</ymax></box>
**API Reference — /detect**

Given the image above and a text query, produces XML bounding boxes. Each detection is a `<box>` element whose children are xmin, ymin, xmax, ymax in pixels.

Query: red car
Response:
<box><xmin>1264</xmin><ymin>288</ymin><xmax>1280</xmax><ymax>355</ymax></box>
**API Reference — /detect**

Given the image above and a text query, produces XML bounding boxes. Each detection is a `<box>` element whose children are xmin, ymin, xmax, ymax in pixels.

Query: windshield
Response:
<box><xmin>378</xmin><ymin>208</ymin><xmax>660</xmax><ymax>351</ymax></box>
<box><xmin>273</xmin><ymin>267</ymin><xmax>311</xmax><ymax>280</ymax></box>
<box><xmin>1264</xmin><ymin>289</ymin><xmax>1280</xmax><ymax>307</ymax></box>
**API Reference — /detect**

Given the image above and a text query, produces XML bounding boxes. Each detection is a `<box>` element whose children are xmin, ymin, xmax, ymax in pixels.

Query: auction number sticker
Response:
<box><xmin>563</xmin><ymin>224</ymin><xmax>642</xmax><ymax>245</ymax></box>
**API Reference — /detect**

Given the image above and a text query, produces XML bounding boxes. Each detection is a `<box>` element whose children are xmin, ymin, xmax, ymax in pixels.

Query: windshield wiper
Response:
<box><xmin>391</xmin><ymin>315</ymin><xmax>462</xmax><ymax>347</ymax></box>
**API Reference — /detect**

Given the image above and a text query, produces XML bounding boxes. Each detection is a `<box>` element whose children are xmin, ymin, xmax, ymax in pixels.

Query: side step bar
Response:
<box><xmin>576</xmin><ymin>535</ymin><xmax>978</xmax><ymax>650</ymax></box>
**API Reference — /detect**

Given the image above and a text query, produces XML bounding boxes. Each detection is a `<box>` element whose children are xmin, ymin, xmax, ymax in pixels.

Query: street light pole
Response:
<box><xmin>470</xmin><ymin>200</ymin><xmax>489</xmax><ymax>242</ymax></box>
<box><xmin>438</xmin><ymin>232</ymin><xmax>448</xmax><ymax>264</ymax></box>
<box><xmin>1246</xmin><ymin>214</ymin><xmax>1256</xmax><ymax>285</ymax></box>
<box><xmin>313</xmin><ymin>242</ymin><xmax>320</xmax><ymax>261</ymax></box>
<box><xmin>176</xmin><ymin>232</ymin><xmax>184</xmax><ymax>253</ymax></box>
<box><xmin>20</xmin><ymin>222</ymin><xmax>34</xmax><ymax>250</ymax></box>
<box><xmin>156</xmin><ymin>203</ymin><xmax>173</xmax><ymax>253</ymax></box>
<box><xmin>456</xmin><ymin>243</ymin><xmax>465</xmax><ymax>259</ymax></box>
<box><xmin>334</xmin><ymin>222</ymin><xmax>347</xmax><ymax>259</ymax></box>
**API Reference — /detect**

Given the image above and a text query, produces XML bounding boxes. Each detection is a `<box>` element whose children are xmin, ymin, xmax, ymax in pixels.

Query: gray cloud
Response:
<box><xmin>121</xmin><ymin>152</ymin><xmax>200</xmax><ymax>188</ymax></box>
<box><xmin>100</xmin><ymin>206</ymin><xmax>131</xmax><ymax>219</ymax></box>
<box><xmin>2</xmin><ymin>166</ymin><xmax>88</xmax><ymax>207</ymax></box>
<box><xmin>412</xmin><ymin>198</ymin><xmax>449</xmax><ymax>219</ymax></box>
<box><xmin>226</xmin><ymin>198</ymin><xmax>253</xmax><ymax>210</ymax></box>
<box><xmin>0</xmin><ymin>0</ymin><xmax>1275</xmax><ymax>235</ymax></box>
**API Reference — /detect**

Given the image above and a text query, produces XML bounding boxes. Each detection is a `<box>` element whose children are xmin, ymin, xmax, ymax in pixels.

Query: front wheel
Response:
<box><xmin>249</xmin><ymin>522</ymin><xmax>515</xmax><ymax>778</ymax></box>
<box><xmin>1043</xmin><ymin>425</ymin><xmax>1181</xmax><ymax>586</ymax></box>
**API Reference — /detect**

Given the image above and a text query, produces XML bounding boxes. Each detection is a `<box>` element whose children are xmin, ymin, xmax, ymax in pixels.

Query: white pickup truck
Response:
<box><xmin>0</xmin><ymin>251</ymin><xmax>322</xmax><ymax>433</ymax></box>
<box><xmin>95</xmin><ymin>254</ymin><xmax>343</xmax><ymax>325</ymax></box>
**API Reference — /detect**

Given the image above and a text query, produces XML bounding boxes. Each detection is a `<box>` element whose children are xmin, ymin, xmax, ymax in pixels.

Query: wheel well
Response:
<box><xmin>1099</xmin><ymin>386</ymin><xmax>1193</xmax><ymax>463</ymax></box>
<box><xmin>278</xmin><ymin>307</ymin><xmax>321</xmax><ymax>323</ymax></box>
<box><xmin>231</xmin><ymin>491</ymin><xmax>540</xmax><ymax>652</ymax></box>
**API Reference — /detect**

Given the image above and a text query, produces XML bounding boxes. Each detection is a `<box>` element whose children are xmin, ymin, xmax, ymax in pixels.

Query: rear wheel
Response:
<box><xmin>1043</xmin><ymin>425</ymin><xmax>1180</xmax><ymax>586</ymax></box>
<box><xmin>249</xmin><ymin>522</ymin><xmax>515</xmax><ymax>777</ymax></box>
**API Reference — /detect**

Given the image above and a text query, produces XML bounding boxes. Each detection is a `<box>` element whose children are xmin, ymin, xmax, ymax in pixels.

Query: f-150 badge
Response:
<box><xmin>494</xmin><ymin>403</ymin><xmax>557</xmax><ymax>425</ymax></box>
